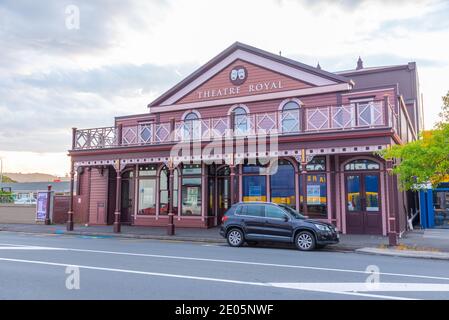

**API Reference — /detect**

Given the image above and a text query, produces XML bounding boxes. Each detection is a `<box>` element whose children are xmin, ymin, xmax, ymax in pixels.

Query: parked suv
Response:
<box><xmin>219</xmin><ymin>202</ymin><xmax>339</xmax><ymax>251</ymax></box>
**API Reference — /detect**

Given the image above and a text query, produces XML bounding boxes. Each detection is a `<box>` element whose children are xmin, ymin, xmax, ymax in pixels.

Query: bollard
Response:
<box><xmin>45</xmin><ymin>185</ymin><xmax>52</xmax><ymax>225</ymax></box>
<box><xmin>388</xmin><ymin>232</ymin><xmax>398</xmax><ymax>246</ymax></box>
<box><xmin>167</xmin><ymin>212</ymin><xmax>175</xmax><ymax>235</ymax></box>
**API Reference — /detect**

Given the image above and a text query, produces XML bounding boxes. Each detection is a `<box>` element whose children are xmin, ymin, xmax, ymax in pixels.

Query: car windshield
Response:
<box><xmin>279</xmin><ymin>205</ymin><xmax>305</xmax><ymax>219</ymax></box>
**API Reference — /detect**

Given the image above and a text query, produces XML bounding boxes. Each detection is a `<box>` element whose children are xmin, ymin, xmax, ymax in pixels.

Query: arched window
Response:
<box><xmin>183</xmin><ymin>111</ymin><xmax>200</xmax><ymax>140</ymax></box>
<box><xmin>344</xmin><ymin>159</ymin><xmax>380</xmax><ymax>171</ymax></box>
<box><xmin>270</xmin><ymin>160</ymin><xmax>296</xmax><ymax>208</ymax></box>
<box><xmin>281</xmin><ymin>101</ymin><xmax>300</xmax><ymax>133</ymax></box>
<box><xmin>233</xmin><ymin>106</ymin><xmax>248</xmax><ymax>134</ymax></box>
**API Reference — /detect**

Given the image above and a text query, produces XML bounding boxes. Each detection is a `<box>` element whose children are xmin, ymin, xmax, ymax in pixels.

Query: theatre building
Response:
<box><xmin>67</xmin><ymin>42</ymin><xmax>422</xmax><ymax>237</ymax></box>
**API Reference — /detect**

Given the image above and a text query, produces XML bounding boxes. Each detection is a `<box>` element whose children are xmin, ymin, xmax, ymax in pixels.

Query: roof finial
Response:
<box><xmin>279</xmin><ymin>50</ymin><xmax>282</xmax><ymax>56</ymax></box>
<box><xmin>316</xmin><ymin>62</ymin><xmax>321</xmax><ymax>70</ymax></box>
<box><xmin>356</xmin><ymin>56</ymin><xmax>363</xmax><ymax>70</ymax></box>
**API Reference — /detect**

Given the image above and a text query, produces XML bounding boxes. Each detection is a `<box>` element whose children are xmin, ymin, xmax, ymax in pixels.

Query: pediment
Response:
<box><xmin>150</xmin><ymin>43</ymin><xmax>351</xmax><ymax>107</ymax></box>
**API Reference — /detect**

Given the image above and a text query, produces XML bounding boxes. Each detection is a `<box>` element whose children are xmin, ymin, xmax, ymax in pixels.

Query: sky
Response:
<box><xmin>0</xmin><ymin>0</ymin><xmax>448</xmax><ymax>176</ymax></box>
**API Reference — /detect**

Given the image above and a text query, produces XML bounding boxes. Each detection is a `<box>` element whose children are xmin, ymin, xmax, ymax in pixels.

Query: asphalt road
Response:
<box><xmin>0</xmin><ymin>231</ymin><xmax>448</xmax><ymax>300</ymax></box>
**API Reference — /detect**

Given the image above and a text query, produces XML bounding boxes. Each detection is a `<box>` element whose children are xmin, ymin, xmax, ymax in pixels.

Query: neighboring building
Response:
<box><xmin>68</xmin><ymin>42</ymin><xmax>420</xmax><ymax>236</ymax></box>
<box><xmin>0</xmin><ymin>182</ymin><xmax>70</xmax><ymax>200</ymax></box>
<box><xmin>420</xmin><ymin>182</ymin><xmax>449</xmax><ymax>229</ymax></box>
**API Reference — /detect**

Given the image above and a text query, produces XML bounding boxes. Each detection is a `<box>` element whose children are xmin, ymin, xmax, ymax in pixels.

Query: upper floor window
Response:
<box><xmin>281</xmin><ymin>101</ymin><xmax>300</xmax><ymax>133</ymax></box>
<box><xmin>232</xmin><ymin>106</ymin><xmax>249</xmax><ymax>134</ymax></box>
<box><xmin>183</xmin><ymin>111</ymin><xmax>200</xmax><ymax>140</ymax></box>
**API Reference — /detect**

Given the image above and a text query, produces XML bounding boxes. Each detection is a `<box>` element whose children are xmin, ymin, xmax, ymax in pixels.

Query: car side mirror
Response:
<box><xmin>283</xmin><ymin>215</ymin><xmax>289</xmax><ymax>222</ymax></box>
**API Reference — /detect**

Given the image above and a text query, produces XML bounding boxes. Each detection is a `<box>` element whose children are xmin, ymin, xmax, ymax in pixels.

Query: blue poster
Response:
<box><xmin>249</xmin><ymin>185</ymin><xmax>262</xmax><ymax>197</ymax></box>
<box><xmin>36</xmin><ymin>192</ymin><xmax>47</xmax><ymax>221</ymax></box>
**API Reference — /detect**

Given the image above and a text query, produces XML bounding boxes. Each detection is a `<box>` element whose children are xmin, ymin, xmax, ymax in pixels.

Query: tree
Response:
<box><xmin>379</xmin><ymin>91</ymin><xmax>449</xmax><ymax>190</ymax></box>
<box><xmin>1</xmin><ymin>175</ymin><xmax>16</xmax><ymax>183</ymax></box>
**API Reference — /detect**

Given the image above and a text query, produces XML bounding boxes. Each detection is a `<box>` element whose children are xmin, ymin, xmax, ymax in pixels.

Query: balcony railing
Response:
<box><xmin>73</xmin><ymin>100</ymin><xmax>400</xmax><ymax>150</ymax></box>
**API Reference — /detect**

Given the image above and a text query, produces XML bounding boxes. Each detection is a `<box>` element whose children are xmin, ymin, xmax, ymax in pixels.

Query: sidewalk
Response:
<box><xmin>1</xmin><ymin>223</ymin><xmax>448</xmax><ymax>258</ymax></box>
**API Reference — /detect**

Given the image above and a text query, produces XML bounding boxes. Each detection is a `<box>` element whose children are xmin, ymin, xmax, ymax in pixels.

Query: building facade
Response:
<box><xmin>67</xmin><ymin>42</ymin><xmax>421</xmax><ymax>237</ymax></box>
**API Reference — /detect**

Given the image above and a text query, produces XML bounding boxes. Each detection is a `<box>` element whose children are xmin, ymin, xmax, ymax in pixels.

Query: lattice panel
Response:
<box><xmin>307</xmin><ymin>107</ymin><xmax>330</xmax><ymax>131</ymax></box>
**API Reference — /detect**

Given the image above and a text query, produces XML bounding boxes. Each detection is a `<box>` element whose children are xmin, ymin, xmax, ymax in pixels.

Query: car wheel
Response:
<box><xmin>227</xmin><ymin>229</ymin><xmax>244</xmax><ymax>247</ymax></box>
<box><xmin>295</xmin><ymin>231</ymin><xmax>316</xmax><ymax>251</ymax></box>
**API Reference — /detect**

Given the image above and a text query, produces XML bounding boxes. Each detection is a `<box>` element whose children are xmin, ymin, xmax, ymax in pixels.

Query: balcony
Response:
<box><xmin>73</xmin><ymin>100</ymin><xmax>401</xmax><ymax>151</ymax></box>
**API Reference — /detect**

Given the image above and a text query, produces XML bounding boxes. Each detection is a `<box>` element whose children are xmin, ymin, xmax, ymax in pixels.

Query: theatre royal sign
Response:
<box><xmin>196</xmin><ymin>65</ymin><xmax>283</xmax><ymax>100</ymax></box>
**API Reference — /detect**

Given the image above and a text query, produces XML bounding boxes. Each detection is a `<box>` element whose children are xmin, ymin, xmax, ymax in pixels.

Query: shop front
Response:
<box><xmin>420</xmin><ymin>183</ymin><xmax>449</xmax><ymax>229</ymax></box>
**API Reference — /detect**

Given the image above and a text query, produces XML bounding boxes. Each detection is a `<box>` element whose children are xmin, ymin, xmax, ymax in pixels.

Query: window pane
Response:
<box><xmin>246</xmin><ymin>204</ymin><xmax>265</xmax><ymax>217</ymax></box>
<box><xmin>181</xmin><ymin>185</ymin><xmax>201</xmax><ymax>216</ymax></box>
<box><xmin>139</xmin><ymin>164</ymin><xmax>157</xmax><ymax>176</ymax></box>
<box><xmin>345</xmin><ymin>159</ymin><xmax>380</xmax><ymax>171</ymax></box>
<box><xmin>365</xmin><ymin>175</ymin><xmax>380</xmax><ymax>212</ymax></box>
<box><xmin>306</xmin><ymin>174</ymin><xmax>327</xmax><ymax>217</ymax></box>
<box><xmin>138</xmin><ymin>179</ymin><xmax>156</xmax><ymax>215</ymax></box>
<box><xmin>347</xmin><ymin>175</ymin><xmax>361</xmax><ymax>211</ymax></box>
<box><xmin>265</xmin><ymin>205</ymin><xmax>287</xmax><ymax>219</ymax></box>
<box><xmin>433</xmin><ymin>191</ymin><xmax>449</xmax><ymax>227</ymax></box>
<box><xmin>159</xmin><ymin>190</ymin><xmax>168</xmax><ymax>215</ymax></box>
<box><xmin>243</xmin><ymin>176</ymin><xmax>267</xmax><ymax>202</ymax></box>
<box><xmin>306</xmin><ymin>157</ymin><xmax>326</xmax><ymax>171</ymax></box>
<box><xmin>182</xmin><ymin>164</ymin><xmax>201</xmax><ymax>175</ymax></box>
<box><xmin>270</xmin><ymin>160</ymin><xmax>296</xmax><ymax>208</ymax></box>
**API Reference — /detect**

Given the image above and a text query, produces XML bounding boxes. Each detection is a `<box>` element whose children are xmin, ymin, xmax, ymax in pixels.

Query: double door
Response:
<box><xmin>345</xmin><ymin>173</ymin><xmax>382</xmax><ymax>234</ymax></box>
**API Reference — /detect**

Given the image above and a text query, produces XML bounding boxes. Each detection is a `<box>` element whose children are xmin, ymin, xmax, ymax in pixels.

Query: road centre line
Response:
<box><xmin>0</xmin><ymin>242</ymin><xmax>448</xmax><ymax>282</ymax></box>
<box><xmin>0</xmin><ymin>257</ymin><xmax>415</xmax><ymax>300</ymax></box>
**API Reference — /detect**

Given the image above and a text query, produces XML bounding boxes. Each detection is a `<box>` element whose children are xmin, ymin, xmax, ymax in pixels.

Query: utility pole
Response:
<box><xmin>0</xmin><ymin>158</ymin><xmax>3</xmax><ymax>191</ymax></box>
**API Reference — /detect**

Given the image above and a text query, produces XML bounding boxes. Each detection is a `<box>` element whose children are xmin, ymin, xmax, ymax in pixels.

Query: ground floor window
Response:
<box><xmin>270</xmin><ymin>160</ymin><xmax>296</xmax><ymax>208</ymax></box>
<box><xmin>181</xmin><ymin>177</ymin><xmax>202</xmax><ymax>216</ymax></box>
<box><xmin>433</xmin><ymin>190</ymin><xmax>449</xmax><ymax>227</ymax></box>
<box><xmin>304</xmin><ymin>173</ymin><xmax>327</xmax><ymax>218</ymax></box>
<box><xmin>138</xmin><ymin>178</ymin><xmax>156</xmax><ymax>215</ymax></box>
<box><xmin>243</xmin><ymin>175</ymin><xmax>267</xmax><ymax>202</ymax></box>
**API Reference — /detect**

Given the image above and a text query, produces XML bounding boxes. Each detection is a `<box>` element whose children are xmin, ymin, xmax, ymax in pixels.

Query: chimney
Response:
<box><xmin>356</xmin><ymin>56</ymin><xmax>363</xmax><ymax>70</ymax></box>
<box><xmin>316</xmin><ymin>62</ymin><xmax>321</xmax><ymax>70</ymax></box>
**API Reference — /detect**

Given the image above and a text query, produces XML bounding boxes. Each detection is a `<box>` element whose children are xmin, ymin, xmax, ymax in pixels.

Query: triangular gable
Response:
<box><xmin>176</xmin><ymin>59</ymin><xmax>314</xmax><ymax>104</ymax></box>
<box><xmin>149</xmin><ymin>42</ymin><xmax>351</xmax><ymax>107</ymax></box>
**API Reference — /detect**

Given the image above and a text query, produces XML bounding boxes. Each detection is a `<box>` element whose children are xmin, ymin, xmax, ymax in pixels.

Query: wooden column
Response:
<box><xmin>230</xmin><ymin>165</ymin><xmax>236</xmax><ymax>205</ymax></box>
<box><xmin>300</xmin><ymin>150</ymin><xmax>308</xmax><ymax>217</ymax></box>
<box><xmin>66</xmin><ymin>160</ymin><xmax>75</xmax><ymax>231</ymax></box>
<box><xmin>117</xmin><ymin>123</ymin><xmax>123</xmax><ymax>146</ymax></box>
<box><xmin>386</xmin><ymin>159</ymin><xmax>398</xmax><ymax>246</ymax></box>
<box><xmin>113</xmin><ymin>161</ymin><xmax>122</xmax><ymax>233</ymax></box>
<box><xmin>167</xmin><ymin>160</ymin><xmax>175</xmax><ymax>235</ymax></box>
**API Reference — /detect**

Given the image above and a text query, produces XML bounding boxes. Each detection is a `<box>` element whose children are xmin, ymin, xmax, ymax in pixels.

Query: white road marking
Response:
<box><xmin>270</xmin><ymin>282</ymin><xmax>449</xmax><ymax>292</ymax></box>
<box><xmin>0</xmin><ymin>246</ymin><xmax>64</xmax><ymax>250</ymax></box>
<box><xmin>0</xmin><ymin>257</ymin><xmax>416</xmax><ymax>300</ymax></box>
<box><xmin>0</xmin><ymin>242</ymin><xmax>449</xmax><ymax>282</ymax></box>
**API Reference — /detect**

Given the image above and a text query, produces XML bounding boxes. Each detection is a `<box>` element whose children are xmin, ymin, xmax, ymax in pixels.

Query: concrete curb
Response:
<box><xmin>356</xmin><ymin>247</ymin><xmax>449</xmax><ymax>260</ymax></box>
<box><xmin>0</xmin><ymin>227</ymin><xmax>227</xmax><ymax>244</ymax></box>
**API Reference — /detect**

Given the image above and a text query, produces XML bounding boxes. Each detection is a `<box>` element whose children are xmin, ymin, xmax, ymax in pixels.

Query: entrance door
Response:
<box><xmin>121</xmin><ymin>178</ymin><xmax>134</xmax><ymax>224</ymax></box>
<box><xmin>217</xmin><ymin>177</ymin><xmax>230</xmax><ymax>224</ymax></box>
<box><xmin>345</xmin><ymin>173</ymin><xmax>381</xmax><ymax>234</ymax></box>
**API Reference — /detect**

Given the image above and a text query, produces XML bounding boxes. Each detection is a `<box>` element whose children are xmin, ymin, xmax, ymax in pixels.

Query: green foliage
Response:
<box><xmin>379</xmin><ymin>122</ymin><xmax>449</xmax><ymax>191</ymax></box>
<box><xmin>379</xmin><ymin>91</ymin><xmax>449</xmax><ymax>190</ymax></box>
<box><xmin>1</xmin><ymin>175</ymin><xmax>16</xmax><ymax>183</ymax></box>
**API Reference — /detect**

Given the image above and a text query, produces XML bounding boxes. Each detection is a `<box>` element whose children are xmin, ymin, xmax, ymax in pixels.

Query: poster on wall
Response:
<box><xmin>307</xmin><ymin>185</ymin><xmax>321</xmax><ymax>205</ymax></box>
<box><xmin>36</xmin><ymin>192</ymin><xmax>47</xmax><ymax>221</ymax></box>
<box><xmin>249</xmin><ymin>185</ymin><xmax>261</xmax><ymax>197</ymax></box>
<box><xmin>187</xmin><ymin>187</ymin><xmax>198</xmax><ymax>205</ymax></box>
